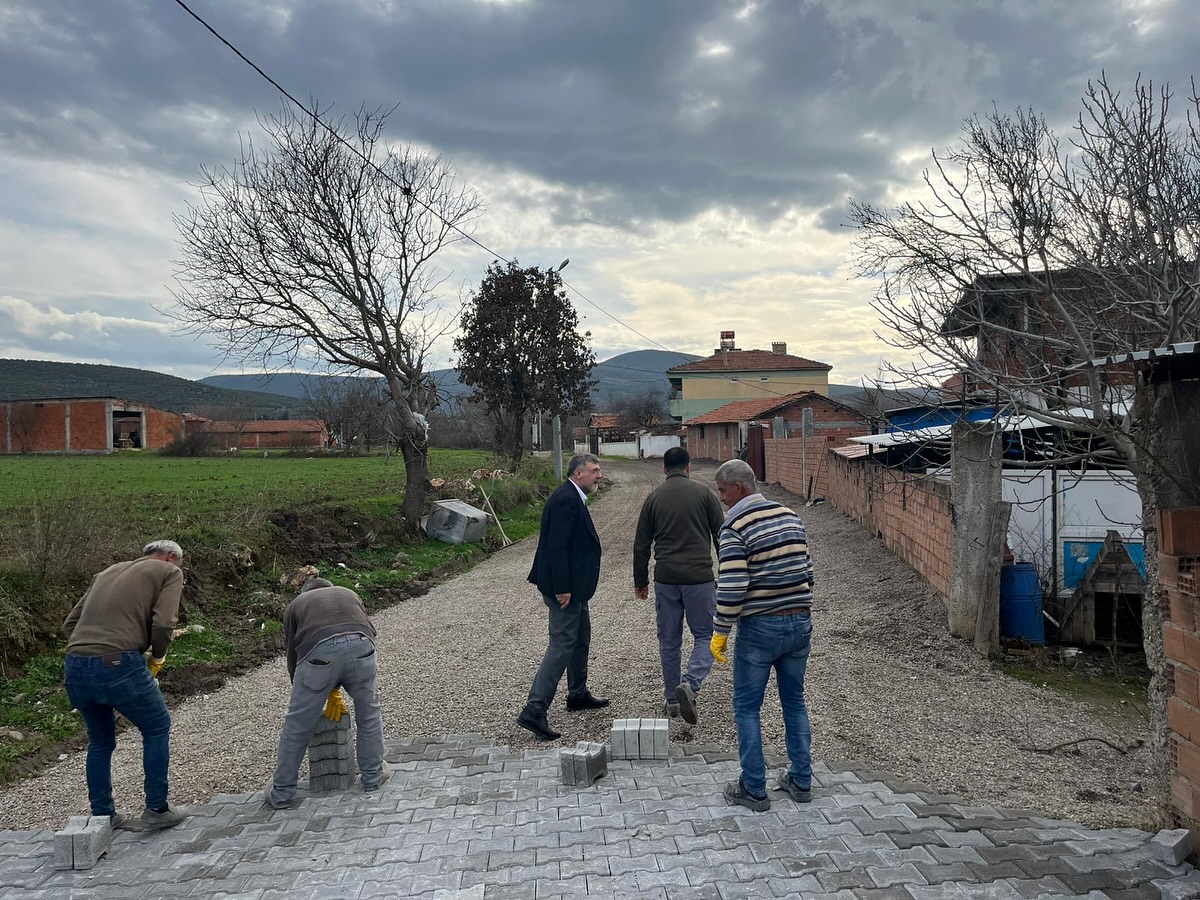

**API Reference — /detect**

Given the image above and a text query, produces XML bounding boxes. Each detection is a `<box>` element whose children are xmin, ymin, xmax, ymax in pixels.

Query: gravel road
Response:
<box><xmin>0</xmin><ymin>459</ymin><xmax>1161</xmax><ymax>831</ymax></box>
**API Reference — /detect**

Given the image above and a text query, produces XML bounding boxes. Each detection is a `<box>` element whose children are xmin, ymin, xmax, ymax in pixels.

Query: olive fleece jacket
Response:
<box><xmin>63</xmin><ymin>557</ymin><xmax>184</xmax><ymax>658</ymax></box>
<box><xmin>633</xmin><ymin>472</ymin><xmax>724</xmax><ymax>587</ymax></box>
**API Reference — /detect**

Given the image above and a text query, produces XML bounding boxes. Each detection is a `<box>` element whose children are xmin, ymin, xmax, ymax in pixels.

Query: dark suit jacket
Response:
<box><xmin>527</xmin><ymin>480</ymin><xmax>602</xmax><ymax>602</ymax></box>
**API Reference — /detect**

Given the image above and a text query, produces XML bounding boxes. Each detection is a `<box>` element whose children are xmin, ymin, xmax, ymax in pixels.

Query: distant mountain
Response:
<box><xmin>200</xmin><ymin>348</ymin><xmax>707</xmax><ymax>407</ymax></box>
<box><xmin>0</xmin><ymin>359</ymin><xmax>303</xmax><ymax>416</ymax></box>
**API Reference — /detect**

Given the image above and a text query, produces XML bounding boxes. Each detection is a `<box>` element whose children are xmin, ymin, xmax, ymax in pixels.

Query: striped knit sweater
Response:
<box><xmin>714</xmin><ymin>493</ymin><xmax>813</xmax><ymax>634</ymax></box>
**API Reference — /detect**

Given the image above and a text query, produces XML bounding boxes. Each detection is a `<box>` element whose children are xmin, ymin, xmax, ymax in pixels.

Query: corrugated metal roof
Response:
<box><xmin>1074</xmin><ymin>341</ymin><xmax>1199</xmax><ymax>369</ymax></box>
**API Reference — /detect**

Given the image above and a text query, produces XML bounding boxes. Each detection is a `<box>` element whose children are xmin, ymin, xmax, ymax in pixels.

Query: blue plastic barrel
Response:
<box><xmin>999</xmin><ymin>563</ymin><xmax>1045</xmax><ymax>644</ymax></box>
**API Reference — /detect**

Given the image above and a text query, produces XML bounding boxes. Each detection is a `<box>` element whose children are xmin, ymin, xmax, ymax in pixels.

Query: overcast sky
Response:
<box><xmin>1</xmin><ymin>0</ymin><xmax>1197</xmax><ymax>386</ymax></box>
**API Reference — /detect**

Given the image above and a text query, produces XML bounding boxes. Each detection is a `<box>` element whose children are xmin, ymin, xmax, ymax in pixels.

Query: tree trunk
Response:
<box><xmin>398</xmin><ymin>437</ymin><xmax>429</xmax><ymax>531</ymax></box>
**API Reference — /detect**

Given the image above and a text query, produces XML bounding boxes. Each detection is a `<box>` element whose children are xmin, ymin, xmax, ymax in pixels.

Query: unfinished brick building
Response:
<box><xmin>1</xmin><ymin>397</ymin><xmax>182</xmax><ymax>453</ymax></box>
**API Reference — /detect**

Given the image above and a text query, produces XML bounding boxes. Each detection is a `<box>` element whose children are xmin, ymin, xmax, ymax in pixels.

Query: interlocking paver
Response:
<box><xmin>2</xmin><ymin>737</ymin><xmax>1195</xmax><ymax>900</ymax></box>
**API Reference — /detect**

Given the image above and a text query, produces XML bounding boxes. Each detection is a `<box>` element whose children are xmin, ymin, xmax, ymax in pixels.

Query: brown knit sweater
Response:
<box><xmin>63</xmin><ymin>557</ymin><xmax>183</xmax><ymax>658</ymax></box>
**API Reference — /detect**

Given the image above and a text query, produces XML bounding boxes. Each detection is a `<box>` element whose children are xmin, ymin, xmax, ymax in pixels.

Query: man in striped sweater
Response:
<box><xmin>710</xmin><ymin>459</ymin><xmax>814</xmax><ymax>812</ymax></box>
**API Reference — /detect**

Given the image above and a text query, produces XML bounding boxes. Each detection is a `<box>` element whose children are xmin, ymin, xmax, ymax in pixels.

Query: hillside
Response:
<box><xmin>0</xmin><ymin>359</ymin><xmax>302</xmax><ymax>416</ymax></box>
<box><xmin>199</xmin><ymin>349</ymin><xmax>705</xmax><ymax>404</ymax></box>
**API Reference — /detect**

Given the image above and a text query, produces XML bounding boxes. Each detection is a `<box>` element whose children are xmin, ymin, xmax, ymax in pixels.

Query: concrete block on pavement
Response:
<box><xmin>1152</xmin><ymin>828</ymin><xmax>1194</xmax><ymax>866</ymax></box>
<box><xmin>560</xmin><ymin>742</ymin><xmax>607</xmax><ymax>786</ymax></box>
<box><xmin>73</xmin><ymin>817</ymin><xmax>114</xmax><ymax>869</ymax></box>
<box><xmin>52</xmin><ymin>817</ymin><xmax>88</xmax><ymax>869</ymax></box>
<box><xmin>53</xmin><ymin>816</ymin><xmax>113</xmax><ymax>870</ymax></box>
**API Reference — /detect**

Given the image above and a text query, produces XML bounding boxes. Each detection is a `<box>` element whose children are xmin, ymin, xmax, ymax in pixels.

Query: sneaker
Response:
<box><xmin>363</xmin><ymin>761</ymin><xmax>392</xmax><ymax>792</ymax></box>
<box><xmin>262</xmin><ymin>780</ymin><xmax>294</xmax><ymax>810</ymax></box>
<box><xmin>777</xmin><ymin>772</ymin><xmax>812</xmax><ymax>803</ymax></box>
<box><xmin>140</xmin><ymin>804</ymin><xmax>187</xmax><ymax>831</ymax></box>
<box><xmin>723</xmin><ymin>778</ymin><xmax>770</xmax><ymax>812</ymax></box>
<box><xmin>674</xmin><ymin>682</ymin><xmax>699</xmax><ymax>725</ymax></box>
<box><xmin>662</xmin><ymin>700</ymin><xmax>681</xmax><ymax>719</ymax></box>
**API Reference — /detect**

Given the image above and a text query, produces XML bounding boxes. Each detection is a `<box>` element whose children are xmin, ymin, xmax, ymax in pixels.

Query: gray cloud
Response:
<box><xmin>4</xmin><ymin>0</ymin><xmax>1197</xmax><ymax>230</ymax></box>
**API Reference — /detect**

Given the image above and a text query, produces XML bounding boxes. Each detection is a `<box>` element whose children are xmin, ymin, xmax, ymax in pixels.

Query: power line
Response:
<box><xmin>171</xmin><ymin>0</ymin><xmax>695</xmax><ymax>367</ymax></box>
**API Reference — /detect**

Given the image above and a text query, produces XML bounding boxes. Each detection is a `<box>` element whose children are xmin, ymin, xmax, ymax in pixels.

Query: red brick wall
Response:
<box><xmin>3</xmin><ymin>399</ymin><xmax>183</xmax><ymax>453</ymax></box>
<box><xmin>143</xmin><ymin>407</ymin><xmax>183</xmax><ymax>449</ymax></box>
<box><xmin>69</xmin><ymin>401</ymin><xmax>109</xmax><ymax>450</ymax></box>
<box><xmin>764</xmin><ymin>436</ymin><xmax>833</xmax><ymax>499</ymax></box>
<box><xmin>823</xmin><ymin>450</ymin><xmax>953</xmax><ymax>598</ymax></box>
<box><xmin>1160</xmin><ymin>508</ymin><xmax>1200</xmax><ymax>838</ymax></box>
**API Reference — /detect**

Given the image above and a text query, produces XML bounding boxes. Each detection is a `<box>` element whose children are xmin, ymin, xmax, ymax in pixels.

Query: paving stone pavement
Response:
<box><xmin>1</xmin><ymin>735</ymin><xmax>1197</xmax><ymax>899</ymax></box>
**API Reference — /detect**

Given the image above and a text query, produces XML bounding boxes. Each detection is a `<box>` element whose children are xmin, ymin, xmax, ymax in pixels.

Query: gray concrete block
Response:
<box><xmin>52</xmin><ymin>817</ymin><xmax>88</xmax><ymax>870</ymax></box>
<box><xmin>572</xmin><ymin>749</ymin><xmax>588</xmax><ymax>785</ymax></box>
<box><xmin>609</xmin><ymin>719</ymin><xmax>629</xmax><ymax>760</ymax></box>
<box><xmin>72</xmin><ymin>817</ymin><xmax>114</xmax><ymax>870</ymax></box>
<box><xmin>560</xmin><ymin>749</ymin><xmax>579</xmax><ymax>785</ymax></box>
<box><xmin>1152</xmin><ymin>827</ymin><xmax>1193</xmax><ymax>866</ymax></box>
<box><xmin>308</xmin><ymin>740</ymin><xmax>353</xmax><ymax>762</ymax></box>
<box><xmin>638</xmin><ymin>719</ymin><xmax>655</xmax><ymax>760</ymax></box>
<box><xmin>652</xmin><ymin>719</ymin><xmax>668</xmax><ymax>760</ymax></box>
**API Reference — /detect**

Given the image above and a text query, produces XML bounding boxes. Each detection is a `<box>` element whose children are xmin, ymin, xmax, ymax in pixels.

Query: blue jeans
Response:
<box><xmin>731</xmin><ymin>612</ymin><xmax>813</xmax><ymax>798</ymax></box>
<box><xmin>64</xmin><ymin>651</ymin><xmax>172</xmax><ymax>816</ymax></box>
<box><xmin>654</xmin><ymin>581</ymin><xmax>716</xmax><ymax>700</ymax></box>
<box><xmin>270</xmin><ymin>634</ymin><xmax>386</xmax><ymax>804</ymax></box>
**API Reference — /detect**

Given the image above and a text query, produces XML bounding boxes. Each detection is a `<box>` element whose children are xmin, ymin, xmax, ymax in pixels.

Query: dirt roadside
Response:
<box><xmin>0</xmin><ymin>458</ymin><xmax>1159</xmax><ymax>831</ymax></box>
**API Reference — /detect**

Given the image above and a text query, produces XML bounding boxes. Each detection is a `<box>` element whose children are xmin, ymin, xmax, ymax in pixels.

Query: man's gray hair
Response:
<box><xmin>715</xmin><ymin>459</ymin><xmax>756</xmax><ymax>490</ymax></box>
<box><xmin>567</xmin><ymin>452</ymin><xmax>600</xmax><ymax>477</ymax></box>
<box><xmin>300</xmin><ymin>577</ymin><xmax>334</xmax><ymax>593</ymax></box>
<box><xmin>143</xmin><ymin>539</ymin><xmax>183</xmax><ymax>560</ymax></box>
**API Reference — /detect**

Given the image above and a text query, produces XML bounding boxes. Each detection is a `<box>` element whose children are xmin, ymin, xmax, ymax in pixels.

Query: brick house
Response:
<box><xmin>685</xmin><ymin>391</ymin><xmax>868</xmax><ymax>472</ymax></box>
<box><xmin>1</xmin><ymin>397</ymin><xmax>182</xmax><ymax>453</ymax></box>
<box><xmin>666</xmin><ymin>333</ymin><xmax>832</xmax><ymax>422</ymax></box>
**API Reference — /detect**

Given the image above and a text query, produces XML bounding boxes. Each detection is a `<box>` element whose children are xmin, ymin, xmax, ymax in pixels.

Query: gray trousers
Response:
<box><xmin>269</xmin><ymin>634</ymin><xmax>386</xmax><ymax>804</ymax></box>
<box><xmin>655</xmin><ymin>581</ymin><xmax>717</xmax><ymax>700</ymax></box>
<box><xmin>526</xmin><ymin>594</ymin><xmax>591</xmax><ymax>714</ymax></box>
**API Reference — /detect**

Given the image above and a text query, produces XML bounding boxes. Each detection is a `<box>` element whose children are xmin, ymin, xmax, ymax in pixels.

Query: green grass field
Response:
<box><xmin>0</xmin><ymin>448</ymin><xmax>553</xmax><ymax>784</ymax></box>
<box><xmin>0</xmin><ymin>450</ymin><xmax>497</xmax><ymax>534</ymax></box>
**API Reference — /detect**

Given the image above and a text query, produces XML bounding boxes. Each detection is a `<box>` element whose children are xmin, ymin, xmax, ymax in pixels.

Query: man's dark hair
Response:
<box><xmin>663</xmin><ymin>447</ymin><xmax>689</xmax><ymax>472</ymax></box>
<box><xmin>300</xmin><ymin>577</ymin><xmax>334</xmax><ymax>593</ymax></box>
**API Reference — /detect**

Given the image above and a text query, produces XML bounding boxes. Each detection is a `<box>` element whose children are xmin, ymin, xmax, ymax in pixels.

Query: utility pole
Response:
<box><xmin>549</xmin><ymin>258</ymin><xmax>570</xmax><ymax>481</ymax></box>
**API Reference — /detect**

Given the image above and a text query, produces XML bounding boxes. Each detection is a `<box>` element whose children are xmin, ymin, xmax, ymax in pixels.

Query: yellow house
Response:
<box><xmin>667</xmin><ymin>338</ymin><xmax>832</xmax><ymax>422</ymax></box>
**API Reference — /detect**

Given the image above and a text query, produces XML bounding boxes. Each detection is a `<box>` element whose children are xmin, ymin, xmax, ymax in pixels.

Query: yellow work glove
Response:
<box><xmin>147</xmin><ymin>656</ymin><xmax>166</xmax><ymax>677</ymax></box>
<box><xmin>323</xmin><ymin>688</ymin><xmax>348</xmax><ymax>722</ymax></box>
<box><xmin>710</xmin><ymin>633</ymin><xmax>729</xmax><ymax>665</ymax></box>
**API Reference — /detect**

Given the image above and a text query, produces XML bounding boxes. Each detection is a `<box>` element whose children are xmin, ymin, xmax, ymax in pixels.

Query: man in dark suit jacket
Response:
<box><xmin>518</xmin><ymin>452</ymin><xmax>608</xmax><ymax>740</ymax></box>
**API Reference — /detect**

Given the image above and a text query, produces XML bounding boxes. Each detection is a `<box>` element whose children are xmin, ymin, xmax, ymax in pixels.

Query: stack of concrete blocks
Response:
<box><xmin>53</xmin><ymin>816</ymin><xmax>114</xmax><ymax>870</ymax></box>
<box><xmin>560</xmin><ymin>741</ymin><xmax>608</xmax><ymax>787</ymax></box>
<box><xmin>609</xmin><ymin>718</ymin><xmax>669</xmax><ymax>760</ymax></box>
<box><xmin>307</xmin><ymin>712</ymin><xmax>356</xmax><ymax>792</ymax></box>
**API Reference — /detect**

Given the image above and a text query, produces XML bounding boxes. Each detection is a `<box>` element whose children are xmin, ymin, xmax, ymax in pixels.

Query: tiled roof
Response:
<box><xmin>667</xmin><ymin>349</ymin><xmax>831</xmax><ymax>374</ymax></box>
<box><xmin>685</xmin><ymin>391</ymin><xmax>822</xmax><ymax>425</ymax></box>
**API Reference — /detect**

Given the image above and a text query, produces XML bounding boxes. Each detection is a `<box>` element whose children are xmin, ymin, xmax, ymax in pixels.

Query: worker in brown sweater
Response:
<box><xmin>62</xmin><ymin>539</ymin><xmax>188</xmax><ymax>831</ymax></box>
<box><xmin>264</xmin><ymin>577</ymin><xmax>388</xmax><ymax>808</ymax></box>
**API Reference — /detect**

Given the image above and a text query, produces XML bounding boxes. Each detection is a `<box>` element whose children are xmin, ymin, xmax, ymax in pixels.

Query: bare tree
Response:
<box><xmin>303</xmin><ymin>375</ymin><xmax>390</xmax><ymax>451</ymax></box>
<box><xmin>173</xmin><ymin>104</ymin><xmax>481</xmax><ymax>526</ymax></box>
<box><xmin>849</xmin><ymin>73</ymin><xmax>1200</xmax><ymax>769</ymax></box>
<box><xmin>608</xmin><ymin>387</ymin><xmax>668</xmax><ymax>429</ymax></box>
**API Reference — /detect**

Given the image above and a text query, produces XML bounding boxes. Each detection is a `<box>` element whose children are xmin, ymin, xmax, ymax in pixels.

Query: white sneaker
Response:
<box><xmin>363</xmin><ymin>761</ymin><xmax>392</xmax><ymax>792</ymax></box>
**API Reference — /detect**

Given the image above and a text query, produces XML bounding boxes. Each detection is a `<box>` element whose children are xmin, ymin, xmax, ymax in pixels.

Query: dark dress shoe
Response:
<box><xmin>516</xmin><ymin>709</ymin><xmax>561</xmax><ymax>741</ymax></box>
<box><xmin>565</xmin><ymin>693</ymin><xmax>610</xmax><ymax>711</ymax></box>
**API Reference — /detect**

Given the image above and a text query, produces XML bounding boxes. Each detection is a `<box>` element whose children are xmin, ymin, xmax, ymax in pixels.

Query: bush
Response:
<box><xmin>160</xmin><ymin>431</ymin><xmax>216</xmax><ymax>457</ymax></box>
